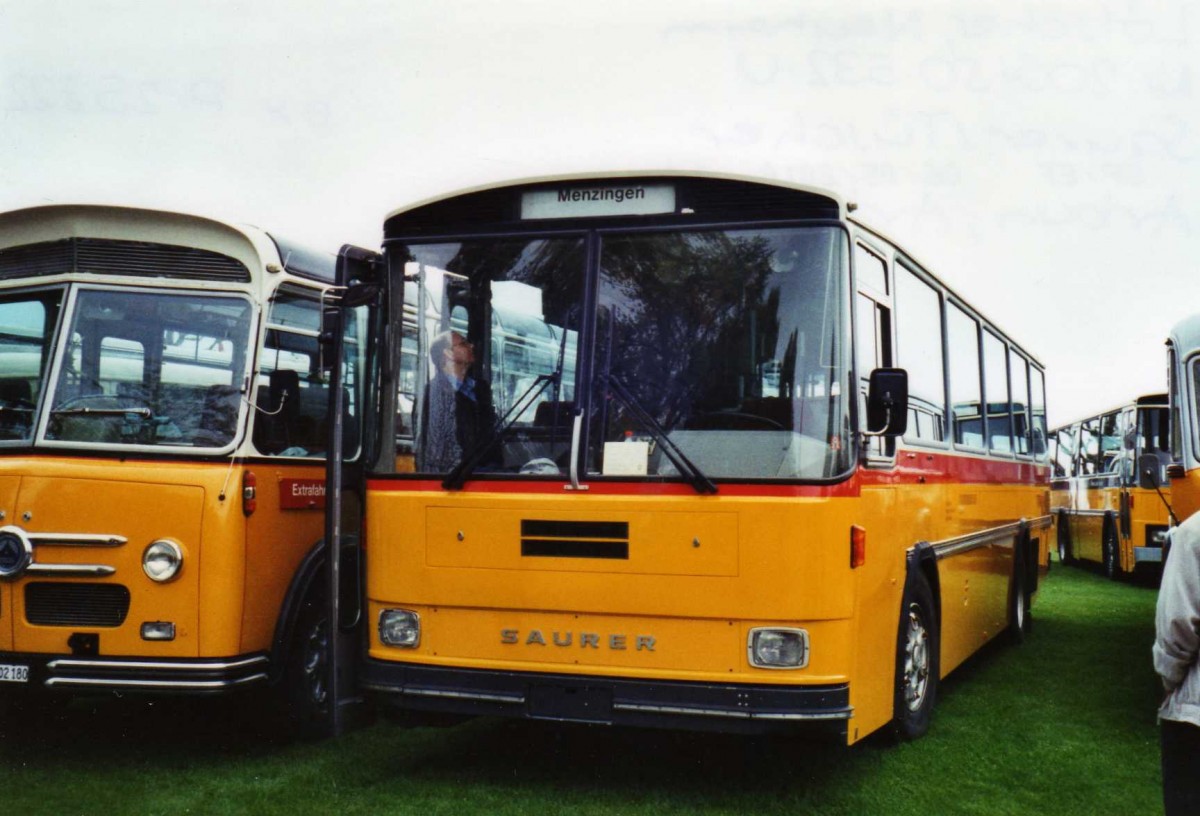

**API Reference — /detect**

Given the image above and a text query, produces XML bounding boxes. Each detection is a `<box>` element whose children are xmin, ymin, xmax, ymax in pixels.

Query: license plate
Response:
<box><xmin>0</xmin><ymin>663</ymin><xmax>30</xmax><ymax>683</ymax></box>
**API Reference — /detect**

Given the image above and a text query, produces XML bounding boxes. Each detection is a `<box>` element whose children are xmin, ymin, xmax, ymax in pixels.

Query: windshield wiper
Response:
<box><xmin>600</xmin><ymin>373</ymin><xmax>717</xmax><ymax>495</ymax></box>
<box><xmin>442</xmin><ymin>372</ymin><xmax>559</xmax><ymax>490</ymax></box>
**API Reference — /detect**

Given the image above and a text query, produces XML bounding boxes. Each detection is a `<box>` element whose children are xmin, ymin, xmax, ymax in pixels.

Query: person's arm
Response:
<box><xmin>1155</xmin><ymin>521</ymin><xmax>1200</xmax><ymax>690</ymax></box>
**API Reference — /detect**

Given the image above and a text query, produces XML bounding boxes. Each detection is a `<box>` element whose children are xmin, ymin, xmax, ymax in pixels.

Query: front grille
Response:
<box><xmin>520</xmin><ymin>519</ymin><xmax>630</xmax><ymax>560</ymax></box>
<box><xmin>25</xmin><ymin>582</ymin><xmax>131</xmax><ymax>627</ymax></box>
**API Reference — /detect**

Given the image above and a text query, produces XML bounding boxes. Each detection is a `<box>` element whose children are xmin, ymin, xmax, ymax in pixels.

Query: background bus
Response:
<box><xmin>0</xmin><ymin>205</ymin><xmax>361</xmax><ymax>733</ymax></box>
<box><xmin>1048</xmin><ymin>395</ymin><xmax>1173</xmax><ymax>579</ymax></box>
<box><xmin>338</xmin><ymin>173</ymin><xmax>1051</xmax><ymax>745</ymax></box>
<box><xmin>1166</xmin><ymin>316</ymin><xmax>1200</xmax><ymax>524</ymax></box>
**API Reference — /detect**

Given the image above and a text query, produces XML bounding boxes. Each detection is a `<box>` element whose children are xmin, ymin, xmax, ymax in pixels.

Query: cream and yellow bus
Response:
<box><xmin>335</xmin><ymin>173</ymin><xmax>1051</xmax><ymax>744</ymax></box>
<box><xmin>1164</xmin><ymin>316</ymin><xmax>1200</xmax><ymax>524</ymax></box>
<box><xmin>1048</xmin><ymin>395</ymin><xmax>1173</xmax><ymax>579</ymax></box>
<box><xmin>0</xmin><ymin>205</ymin><xmax>361</xmax><ymax>732</ymax></box>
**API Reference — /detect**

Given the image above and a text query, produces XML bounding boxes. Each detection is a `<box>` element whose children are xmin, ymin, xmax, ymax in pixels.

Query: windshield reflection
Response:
<box><xmin>399</xmin><ymin>226</ymin><xmax>852</xmax><ymax>482</ymax></box>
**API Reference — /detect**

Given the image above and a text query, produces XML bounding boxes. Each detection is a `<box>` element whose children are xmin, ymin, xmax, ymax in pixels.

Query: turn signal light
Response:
<box><xmin>851</xmin><ymin>525</ymin><xmax>866</xmax><ymax>568</ymax></box>
<box><xmin>242</xmin><ymin>471</ymin><xmax>257</xmax><ymax>516</ymax></box>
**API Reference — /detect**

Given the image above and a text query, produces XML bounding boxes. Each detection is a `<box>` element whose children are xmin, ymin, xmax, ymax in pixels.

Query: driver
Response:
<box><xmin>420</xmin><ymin>330</ymin><xmax>497</xmax><ymax>472</ymax></box>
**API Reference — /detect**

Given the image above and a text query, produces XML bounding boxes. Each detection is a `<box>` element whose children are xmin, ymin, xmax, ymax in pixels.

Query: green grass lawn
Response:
<box><xmin>0</xmin><ymin>562</ymin><xmax>1164</xmax><ymax>815</ymax></box>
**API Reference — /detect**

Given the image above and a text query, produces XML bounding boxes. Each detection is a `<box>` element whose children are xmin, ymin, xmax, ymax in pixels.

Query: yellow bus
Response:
<box><xmin>0</xmin><ymin>205</ymin><xmax>361</xmax><ymax>732</ymax></box>
<box><xmin>1048</xmin><ymin>396</ymin><xmax>1174</xmax><ymax>579</ymax></box>
<box><xmin>338</xmin><ymin>173</ymin><xmax>1051</xmax><ymax>744</ymax></box>
<box><xmin>1164</xmin><ymin>316</ymin><xmax>1200</xmax><ymax>523</ymax></box>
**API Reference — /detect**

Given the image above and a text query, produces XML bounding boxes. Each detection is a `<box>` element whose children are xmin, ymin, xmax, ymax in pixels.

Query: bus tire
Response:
<box><xmin>1057</xmin><ymin>514</ymin><xmax>1073</xmax><ymax>565</ymax></box>
<box><xmin>1102</xmin><ymin>523</ymin><xmax>1121</xmax><ymax>581</ymax></box>
<box><xmin>891</xmin><ymin>571</ymin><xmax>939</xmax><ymax>741</ymax></box>
<box><xmin>1008</xmin><ymin>559</ymin><xmax>1031</xmax><ymax>644</ymax></box>
<box><xmin>283</xmin><ymin>589</ymin><xmax>332</xmax><ymax>739</ymax></box>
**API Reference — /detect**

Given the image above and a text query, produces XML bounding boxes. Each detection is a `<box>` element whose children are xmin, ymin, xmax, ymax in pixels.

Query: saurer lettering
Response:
<box><xmin>501</xmin><ymin>629</ymin><xmax>656</xmax><ymax>651</ymax></box>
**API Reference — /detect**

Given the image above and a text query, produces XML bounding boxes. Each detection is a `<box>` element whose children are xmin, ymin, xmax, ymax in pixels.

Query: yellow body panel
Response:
<box><xmin>1058</xmin><ymin>479</ymin><xmax>1170</xmax><ymax>572</ymax></box>
<box><xmin>0</xmin><ymin>456</ymin><xmax>324</xmax><ymax>661</ymax></box>
<box><xmin>1170</xmin><ymin>471</ymin><xmax>1200</xmax><ymax>526</ymax></box>
<box><xmin>366</xmin><ymin>465</ymin><xmax>1047</xmax><ymax>745</ymax></box>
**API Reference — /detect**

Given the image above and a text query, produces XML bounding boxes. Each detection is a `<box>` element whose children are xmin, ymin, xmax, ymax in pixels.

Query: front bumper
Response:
<box><xmin>362</xmin><ymin>659</ymin><xmax>852</xmax><ymax>736</ymax></box>
<box><xmin>0</xmin><ymin>651</ymin><xmax>269</xmax><ymax>694</ymax></box>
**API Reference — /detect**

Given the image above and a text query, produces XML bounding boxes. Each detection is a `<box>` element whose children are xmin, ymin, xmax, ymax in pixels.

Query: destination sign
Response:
<box><xmin>521</xmin><ymin>184</ymin><xmax>676</xmax><ymax>219</ymax></box>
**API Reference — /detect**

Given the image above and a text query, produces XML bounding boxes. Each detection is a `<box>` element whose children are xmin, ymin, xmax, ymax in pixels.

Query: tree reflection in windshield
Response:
<box><xmin>593</xmin><ymin>227</ymin><xmax>851</xmax><ymax>480</ymax></box>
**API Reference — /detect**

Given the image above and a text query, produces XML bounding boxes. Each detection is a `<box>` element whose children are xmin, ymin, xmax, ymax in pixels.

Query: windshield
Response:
<box><xmin>0</xmin><ymin>289</ymin><xmax>64</xmax><ymax>444</ymax></box>
<box><xmin>591</xmin><ymin>227</ymin><xmax>851</xmax><ymax>480</ymax></box>
<box><xmin>396</xmin><ymin>225</ymin><xmax>851</xmax><ymax>482</ymax></box>
<box><xmin>43</xmin><ymin>288</ymin><xmax>254</xmax><ymax>449</ymax></box>
<box><xmin>403</xmin><ymin>238</ymin><xmax>585</xmax><ymax>474</ymax></box>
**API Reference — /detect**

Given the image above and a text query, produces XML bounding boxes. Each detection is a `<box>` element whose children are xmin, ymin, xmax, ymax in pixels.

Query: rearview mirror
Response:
<box><xmin>866</xmin><ymin>368</ymin><xmax>908</xmax><ymax>437</ymax></box>
<box><xmin>1138</xmin><ymin>453</ymin><xmax>1163</xmax><ymax>490</ymax></box>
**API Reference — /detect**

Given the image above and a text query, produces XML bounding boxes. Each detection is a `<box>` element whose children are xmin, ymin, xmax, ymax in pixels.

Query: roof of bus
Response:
<box><xmin>1169</xmin><ymin>313</ymin><xmax>1200</xmax><ymax>359</ymax></box>
<box><xmin>384</xmin><ymin>170</ymin><xmax>849</xmax><ymax>223</ymax></box>
<box><xmin>848</xmin><ymin>217</ymin><xmax>1045</xmax><ymax>370</ymax></box>
<box><xmin>1049</xmin><ymin>392</ymin><xmax>1169</xmax><ymax>431</ymax></box>
<box><xmin>382</xmin><ymin>171</ymin><xmax>1044</xmax><ymax>370</ymax></box>
<box><xmin>0</xmin><ymin>204</ymin><xmax>335</xmax><ymax>285</ymax></box>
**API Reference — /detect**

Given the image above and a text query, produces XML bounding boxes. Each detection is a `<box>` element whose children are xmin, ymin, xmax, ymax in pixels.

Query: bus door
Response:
<box><xmin>1118</xmin><ymin>406</ymin><xmax>1135</xmax><ymax>542</ymax></box>
<box><xmin>320</xmin><ymin>245</ymin><xmax>378</xmax><ymax>735</ymax></box>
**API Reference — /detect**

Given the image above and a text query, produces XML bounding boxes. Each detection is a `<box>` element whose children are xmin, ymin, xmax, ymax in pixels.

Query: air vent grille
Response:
<box><xmin>25</xmin><ymin>582</ymin><xmax>131</xmax><ymax>627</ymax></box>
<box><xmin>0</xmin><ymin>238</ymin><xmax>250</xmax><ymax>282</ymax></box>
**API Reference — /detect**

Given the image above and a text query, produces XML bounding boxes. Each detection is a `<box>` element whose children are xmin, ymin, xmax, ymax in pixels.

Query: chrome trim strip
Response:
<box><xmin>612</xmin><ymin>702</ymin><xmax>854</xmax><ymax>721</ymax></box>
<box><xmin>25</xmin><ymin>563</ymin><xmax>116</xmax><ymax>577</ymax></box>
<box><xmin>44</xmin><ymin>674</ymin><xmax>268</xmax><ymax>690</ymax></box>
<box><xmin>1062</xmin><ymin>509</ymin><xmax>1110</xmax><ymax>518</ymax></box>
<box><xmin>28</xmin><ymin>533</ymin><xmax>127</xmax><ymax>548</ymax></box>
<box><xmin>46</xmin><ymin>655</ymin><xmax>269</xmax><ymax>672</ymax></box>
<box><xmin>401</xmin><ymin>687</ymin><xmax>525</xmax><ymax>704</ymax></box>
<box><xmin>930</xmin><ymin>515</ymin><xmax>1053</xmax><ymax>561</ymax></box>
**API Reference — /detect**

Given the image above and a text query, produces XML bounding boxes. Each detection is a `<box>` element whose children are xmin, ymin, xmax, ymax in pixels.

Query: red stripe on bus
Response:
<box><xmin>366</xmin><ymin>452</ymin><xmax>1046</xmax><ymax>497</ymax></box>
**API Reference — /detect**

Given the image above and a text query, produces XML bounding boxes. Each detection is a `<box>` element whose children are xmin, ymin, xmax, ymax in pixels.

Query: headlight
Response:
<box><xmin>378</xmin><ymin>609</ymin><xmax>420</xmax><ymax>647</ymax></box>
<box><xmin>748</xmin><ymin>627</ymin><xmax>809</xmax><ymax>669</ymax></box>
<box><xmin>142</xmin><ymin>539</ymin><xmax>183</xmax><ymax>582</ymax></box>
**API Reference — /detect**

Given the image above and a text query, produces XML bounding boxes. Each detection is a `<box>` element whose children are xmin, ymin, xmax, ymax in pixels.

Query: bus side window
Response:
<box><xmin>1009</xmin><ymin>349</ymin><xmax>1031</xmax><ymax>456</ymax></box>
<box><xmin>253</xmin><ymin>288</ymin><xmax>330</xmax><ymax>458</ymax></box>
<box><xmin>947</xmin><ymin>304</ymin><xmax>983</xmax><ymax>449</ymax></box>
<box><xmin>855</xmin><ymin>243</ymin><xmax>892</xmax><ymax>458</ymax></box>
<box><xmin>982</xmin><ymin>330</ymin><xmax>1011</xmax><ymax>453</ymax></box>
<box><xmin>1079</xmin><ymin>417</ymin><xmax>1100</xmax><ymax>474</ymax></box>
<box><xmin>895</xmin><ymin>262</ymin><xmax>945</xmax><ymax>444</ymax></box>
<box><xmin>1030</xmin><ymin>366</ymin><xmax>1048</xmax><ymax>460</ymax></box>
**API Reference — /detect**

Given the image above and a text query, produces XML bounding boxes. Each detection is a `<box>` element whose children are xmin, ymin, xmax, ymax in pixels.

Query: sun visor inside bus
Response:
<box><xmin>0</xmin><ymin>238</ymin><xmax>250</xmax><ymax>283</ymax></box>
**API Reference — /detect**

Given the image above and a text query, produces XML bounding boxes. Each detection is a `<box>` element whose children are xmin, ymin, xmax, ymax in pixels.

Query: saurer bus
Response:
<box><xmin>1164</xmin><ymin>316</ymin><xmax>1200</xmax><ymax>524</ymax></box>
<box><xmin>0</xmin><ymin>204</ymin><xmax>362</xmax><ymax>733</ymax></box>
<box><xmin>1049</xmin><ymin>395</ymin><xmax>1174</xmax><ymax>579</ymax></box>
<box><xmin>331</xmin><ymin>173</ymin><xmax>1051</xmax><ymax>744</ymax></box>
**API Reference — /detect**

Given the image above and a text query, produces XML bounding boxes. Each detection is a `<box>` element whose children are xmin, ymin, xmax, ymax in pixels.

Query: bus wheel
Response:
<box><xmin>284</xmin><ymin>593</ymin><xmax>331</xmax><ymax>738</ymax></box>
<box><xmin>892</xmin><ymin>572</ymin><xmax>939</xmax><ymax>741</ymax></box>
<box><xmin>1102</xmin><ymin>525</ymin><xmax>1121</xmax><ymax>581</ymax></box>
<box><xmin>1057</xmin><ymin>516</ymin><xmax>1073</xmax><ymax>565</ymax></box>
<box><xmin>1008</xmin><ymin>561</ymin><xmax>1031</xmax><ymax>644</ymax></box>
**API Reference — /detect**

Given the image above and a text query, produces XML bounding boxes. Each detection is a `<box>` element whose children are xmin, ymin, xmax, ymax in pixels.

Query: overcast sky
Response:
<box><xmin>2</xmin><ymin>1</ymin><xmax>1196</xmax><ymax>426</ymax></box>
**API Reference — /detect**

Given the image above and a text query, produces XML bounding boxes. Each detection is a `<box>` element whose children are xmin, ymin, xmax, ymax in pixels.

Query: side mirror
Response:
<box><xmin>1138</xmin><ymin>453</ymin><xmax>1163</xmax><ymax>490</ymax></box>
<box><xmin>866</xmin><ymin>368</ymin><xmax>909</xmax><ymax>437</ymax></box>
<box><xmin>341</xmin><ymin>282</ymin><xmax>381</xmax><ymax>308</ymax></box>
